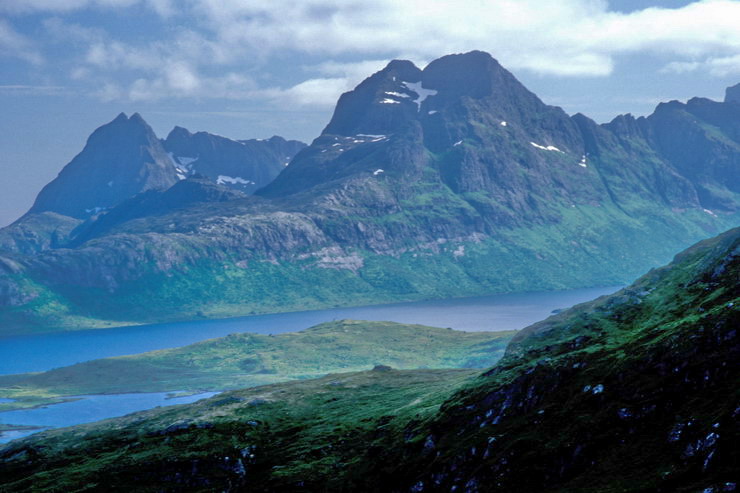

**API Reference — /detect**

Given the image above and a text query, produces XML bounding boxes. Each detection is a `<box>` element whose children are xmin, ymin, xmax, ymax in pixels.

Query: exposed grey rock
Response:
<box><xmin>163</xmin><ymin>128</ymin><xmax>305</xmax><ymax>194</ymax></box>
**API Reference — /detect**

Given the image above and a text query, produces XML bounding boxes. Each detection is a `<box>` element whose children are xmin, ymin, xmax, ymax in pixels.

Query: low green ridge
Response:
<box><xmin>0</xmin><ymin>369</ymin><xmax>478</xmax><ymax>492</ymax></box>
<box><xmin>0</xmin><ymin>320</ymin><xmax>514</xmax><ymax>411</ymax></box>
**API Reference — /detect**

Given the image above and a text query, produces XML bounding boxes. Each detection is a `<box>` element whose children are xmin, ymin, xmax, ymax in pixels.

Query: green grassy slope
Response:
<box><xmin>0</xmin><ymin>369</ymin><xmax>478</xmax><ymax>492</ymax></box>
<box><xmin>4</xmin><ymin>202</ymin><xmax>733</xmax><ymax>336</ymax></box>
<box><xmin>0</xmin><ymin>320</ymin><xmax>514</xmax><ymax>411</ymax></box>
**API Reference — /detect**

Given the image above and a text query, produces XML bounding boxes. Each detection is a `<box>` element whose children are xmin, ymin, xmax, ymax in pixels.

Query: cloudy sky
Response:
<box><xmin>1</xmin><ymin>0</ymin><xmax>740</xmax><ymax>226</ymax></box>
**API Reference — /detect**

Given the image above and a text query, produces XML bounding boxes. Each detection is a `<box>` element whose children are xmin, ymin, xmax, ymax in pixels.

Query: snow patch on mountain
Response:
<box><xmin>531</xmin><ymin>142</ymin><xmax>564</xmax><ymax>153</ymax></box>
<box><xmin>217</xmin><ymin>175</ymin><xmax>255</xmax><ymax>186</ymax></box>
<box><xmin>356</xmin><ymin>134</ymin><xmax>387</xmax><ymax>141</ymax></box>
<box><xmin>402</xmin><ymin>81</ymin><xmax>437</xmax><ymax>110</ymax></box>
<box><xmin>385</xmin><ymin>91</ymin><xmax>410</xmax><ymax>98</ymax></box>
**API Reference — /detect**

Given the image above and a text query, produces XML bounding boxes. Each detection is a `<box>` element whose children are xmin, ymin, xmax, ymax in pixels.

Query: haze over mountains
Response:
<box><xmin>0</xmin><ymin>51</ymin><xmax>738</xmax><ymax>334</ymax></box>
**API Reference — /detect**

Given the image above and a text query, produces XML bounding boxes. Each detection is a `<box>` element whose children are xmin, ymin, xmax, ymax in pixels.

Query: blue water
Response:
<box><xmin>0</xmin><ymin>392</ymin><xmax>218</xmax><ymax>443</ymax></box>
<box><xmin>0</xmin><ymin>286</ymin><xmax>620</xmax><ymax>444</ymax></box>
<box><xmin>0</xmin><ymin>286</ymin><xmax>620</xmax><ymax>375</ymax></box>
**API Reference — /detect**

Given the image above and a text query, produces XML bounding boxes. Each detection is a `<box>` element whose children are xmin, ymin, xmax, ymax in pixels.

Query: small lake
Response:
<box><xmin>0</xmin><ymin>285</ymin><xmax>619</xmax><ymax>375</ymax></box>
<box><xmin>0</xmin><ymin>392</ymin><xmax>218</xmax><ymax>444</ymax></box>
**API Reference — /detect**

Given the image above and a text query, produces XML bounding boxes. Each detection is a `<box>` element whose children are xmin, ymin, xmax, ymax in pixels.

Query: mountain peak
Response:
<box><xmin>422</xmin><ymin>51</ymin><xmax>516</xmax><ymax>99</ymax></box>
<box><xmin>26</xmin><ymin>113</ymin><xmax>178</xmax><ymax>219</ymax></box>
<box><xmin>321</xmin><ymin>58</ymin><xmax>423</xmax><ymax>136</ymax></box>
<box><xmin>166</xmin><ymin>126</ymin><xmax>193</xmax><ymax>141</ymax></box>
<box><xmin>129</xmin><ymin>112</ymin><xmax>146</xmax><ymax>124</ymax></box>
<box><xmin>383</xmin><ymin>59</ymin><xmax>421</xmax><ymax>82</ymax></box>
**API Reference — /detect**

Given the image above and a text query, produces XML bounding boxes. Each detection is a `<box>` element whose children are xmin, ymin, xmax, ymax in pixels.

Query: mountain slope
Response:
<box><xmin>0</xmin><ymin>51</ymin><xmax>738</xmax><ymax>334</ymax></box>
<box><xmin>163</xmin><ymin>128</ymin><xmax>305</xmax><ymax>194</ymax></box>
<box><xmin>0</xmin><ymin>227</ymin><xmax>736</xmax><ymax>492</ymax></box>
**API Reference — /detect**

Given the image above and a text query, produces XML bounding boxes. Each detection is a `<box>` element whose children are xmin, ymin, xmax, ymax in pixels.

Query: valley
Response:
<box><xmin>0</xmin><ymin>226</ymin><xmax>736</xmax><ymax>492</ymax></box>
<box><xmin>2</xmin><ymin>0</ymin><xmax>740</xmax><ymax>488</ymax></box>
<box><xmin>0</xmin><ymin>48</ymin><xmax>738</xmax><ymax>493</ymax></box>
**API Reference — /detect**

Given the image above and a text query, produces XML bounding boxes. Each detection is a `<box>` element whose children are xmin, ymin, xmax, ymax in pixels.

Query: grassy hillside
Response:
<box><xmin>0</xmin><ymin>368</ymin><xmax>478</xmax><ymax>492</ymax></box>
<box><xmin>0</xmin><ymin>320</ymin><xmax>514</xmax><ymax>411</ymax></box>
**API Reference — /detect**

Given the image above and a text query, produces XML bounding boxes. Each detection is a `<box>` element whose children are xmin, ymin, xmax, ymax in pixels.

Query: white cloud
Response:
<box><xmin>176</xmin><ymin>0</ymin><xmax>740</xmax><ymax>77</ymax></box>
<box><xmin>0</xmin><ymin>84</ymin><xmax>66</xmax><ymax>95</ymax></box>
<box><xmin>0</xmin><ymin>19</ymin><xmax>43</xmax><ymax>64</ymax></box>
<box><xmin>661</xmin><ymin>61</ymin><xmax>702</xmax><ymax>74</ymax></box>
<box><xmin>116</xmin><ymin>71</ymin><xmax>256</xmax><ymax>102</ymax></box>
<box><xmin>259</xmin><ymin>77</ymin><xmax>353</xmax><ymax>108</ymax></box>
<box><xmin>661</xmin><ymin>54</ymin><xmax>740</xmax><ymax>77</ymax></box>
<box><xmin>165</xmin><ymin>61</ymin><xmax>200</xmax><ymax>93</ymax></box>
<box><xmin>705</xmin><ymin>55</ymin><xmax>740</xmax><ymax>77</ymax></box>
<box><xmin>0</xmin><ymin>0</ymin><xmax>166</xmax><ymax>14</ymax></box>
<box><xmin>311</xmin><ymin>59</ymin><xmax>391</xmax><ymax>85</ymax></box>
<box><xmin>8</xmin><ymin>0</ymin><xmax>740</xmax><ymax>103</ymax></box>
<box><xmin>7</xmin><ymin>1</ymin><xmax>740</xmax><ymax>78</ymax></box>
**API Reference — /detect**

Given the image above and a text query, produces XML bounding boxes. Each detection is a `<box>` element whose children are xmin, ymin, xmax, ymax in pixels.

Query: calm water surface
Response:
<box><xmin>0</xmin><ymin>392</ymin><xmax>218</xmax><ymax>443</ymax></box>
<box><xmin>0</xmin><ymin>286</ymin><xmax>620</xmax><ymax>443</ymax></box>
<box><xmin>0</xmin><ymin>286</ymin><xmax>619</xmax><ymax>375</ymax></box>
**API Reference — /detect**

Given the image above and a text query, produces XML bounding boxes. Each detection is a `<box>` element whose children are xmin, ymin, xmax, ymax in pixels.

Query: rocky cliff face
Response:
<box><xmin>0</xmin><ymin>52</ymin><xmax>738</xmax><ymax>333</ymax></box>
<box><xmin>163</xmin><ymin>128</ymin><xmax>305</xmax><ymax>194</ymax></box>
<box><xmin>1</xmin><ymin>228</ymin><xmax>736</xmax><ymax>492</ymax></box>
<box><xmin>386</xmin><ymin>227</ymin><xmax>739</xmax><ymax>492</ymax></box>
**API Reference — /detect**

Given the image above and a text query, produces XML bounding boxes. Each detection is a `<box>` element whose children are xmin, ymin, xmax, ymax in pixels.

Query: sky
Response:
<box><xmin>1</xmin><ymin>0</ymin><xmax>740</xmax><ymax>227</ymax></box>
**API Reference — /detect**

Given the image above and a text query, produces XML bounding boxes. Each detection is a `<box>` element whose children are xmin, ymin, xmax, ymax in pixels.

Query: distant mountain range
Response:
<box><xmin>0</xmin><ymin>50</ymin><xmax>738</xmax><ymax>334</ymax></box>
<box><xmin>23</xmin><ymin>113</ymin><xmax>305</xmax><ymax>224</ymax></box>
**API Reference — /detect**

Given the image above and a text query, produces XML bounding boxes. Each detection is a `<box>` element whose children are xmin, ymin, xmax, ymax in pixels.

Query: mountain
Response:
<box><xmin>163</xmin><ymin>128</ymin><xmax>306</xmax><ymax>194</ymax></box>
<box><xmin>0</xmin><ymin>119</ymin><xmax>305</xmax><ymax>258</ymax></box>
<box><xmin>27</xmin><ymin>113</ymin><xmax>179</xmax><ymax>220</ymax></box>
<box><xmin>0</xmin><ymin>51</ymin><xmax>738</xmax><ymax>334</ymax></box>
<box><xmin>1</xmin><ymin>227</ymin><xmax>736</xmax><ymax>491</ymax></box>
